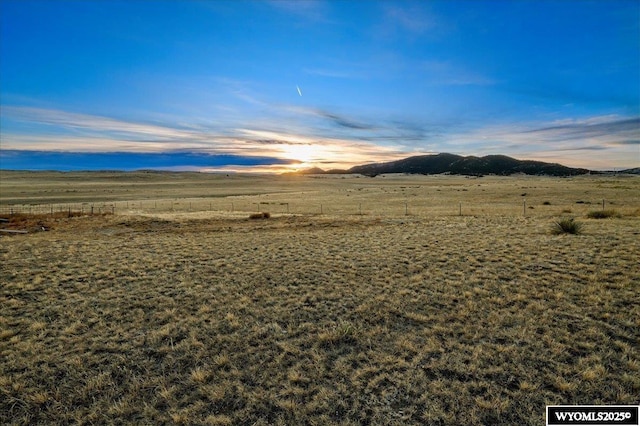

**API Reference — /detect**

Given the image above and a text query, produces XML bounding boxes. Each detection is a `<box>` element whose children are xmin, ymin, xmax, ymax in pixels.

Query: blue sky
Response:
<box><xmin>1</xmin><ymin>0</ymin><xmax>638</xmax><ymax>172</ymax></box>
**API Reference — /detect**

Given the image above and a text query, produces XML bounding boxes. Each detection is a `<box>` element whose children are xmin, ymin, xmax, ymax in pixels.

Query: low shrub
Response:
<box><xmin>551</xmin><ymin>217</ymin><xmax>584</xmax><ymax>235</ymax></box>
<box><xmin>587</xmin><ymin>210</ymin><xmax>619</xmax><ymax>219</ymax></box>
<box><xmin>249</xmin><ymin>212</ymin><xmax>271</xmax><ymax>219</ymax></box>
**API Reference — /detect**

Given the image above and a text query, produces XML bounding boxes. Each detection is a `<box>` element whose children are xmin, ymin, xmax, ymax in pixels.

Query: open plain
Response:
<box><xmin>1</xmin><ymin>171</ymin><xmax>639</xmax><ymax>425</ymax></box>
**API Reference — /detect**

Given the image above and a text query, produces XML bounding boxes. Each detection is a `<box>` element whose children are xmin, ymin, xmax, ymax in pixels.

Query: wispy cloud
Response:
<box><xmin>521</xmin><ymin>116</ymin><xmax>639</xmax><ymax>142</ymax></box>
<box><xmin>1</xmin><ymin>106</ymin><xmax>194</xmax><ymax>140</ymax></box>
<box><xmin>212</xmin><ymin>77</ymin><xmax>269</xmax><ymax>108</ymax></box>
<box><xmin>320</xmin><ymin>111</ymin><xmax>373</xmax><ymax>130</ymax></box>
<box><xmin>433</xmin><ymin>115</ymin><xmax>640</xmax><ymax>169</ymax></box>
<box><xmin>383</xmin><ymin>4</ymin><xmax>437</xmax><ymax>35</ymax></box>
<box><xmin>281</xmin><ymin>105</ymin><xmax>432</xmax><ymax>145</ymax></box>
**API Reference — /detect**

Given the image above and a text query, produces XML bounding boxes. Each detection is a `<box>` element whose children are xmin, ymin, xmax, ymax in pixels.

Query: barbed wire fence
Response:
<box><xmin>0</xmin><ymin>196</ymin><xmax>619</xmax><ymax>219</ymax></box>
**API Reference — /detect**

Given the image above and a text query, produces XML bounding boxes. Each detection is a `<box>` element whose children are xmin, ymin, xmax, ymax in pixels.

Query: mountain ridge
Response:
<box><xmin>293</xmin><ymin>153</ymin><xmax>599</xmax><ymax>176</ymax></box>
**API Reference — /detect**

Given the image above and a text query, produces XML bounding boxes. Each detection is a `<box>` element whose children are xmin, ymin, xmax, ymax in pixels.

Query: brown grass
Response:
<box><xmin>0</xmin><ymin>211</ymin><xmax>110</xmax><ymax>234</ymax></box>
<box><xmin>1</xmin><ymin>173</ymin><xmax>639</xmax><ymax>424</ymax></box>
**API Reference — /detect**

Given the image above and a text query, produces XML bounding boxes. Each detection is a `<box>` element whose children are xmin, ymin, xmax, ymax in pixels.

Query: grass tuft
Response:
<box><xmin>551</xmin><ymin>217</ymin><xmax>584</xmax><ymax>235</ymax></box>
<box><xmin>318</xmin><ymin>321</ymin><xmax>359</xmax><ymax>346</ymax></box>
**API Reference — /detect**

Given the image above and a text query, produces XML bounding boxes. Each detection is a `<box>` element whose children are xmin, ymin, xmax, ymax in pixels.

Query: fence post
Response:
<box><xmin>320</xmin><ymin>204</ymin><xmax>323</xmax><ymax>214</ymax></box>
<box><xmin>459</xmin><ymin>202</ymin><xmax>462</xmax><ymax>216</ymax></box>
<box><xmin>602</xmin><ymin>199</ymin><xmax>605</xmax><ymax>211</ymax></box>
<box><xmin>523</xmin><ymin>199</ymin><xmax>526</xmax><ymax>216</ymax></box>
<box><xmin>405</xmin><ymin>202</ymin><xmax>408</xmax><ymax>216</ymax></box>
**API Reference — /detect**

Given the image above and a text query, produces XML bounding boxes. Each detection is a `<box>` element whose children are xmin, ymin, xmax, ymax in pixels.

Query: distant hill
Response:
<box><xmin>295</xmin><ymin>153</ymin><xmax>593</xmax><ymax>177</ymax></box>
<box><xmin>619</xmin><ymin>167</ymin><xmax>640</xmax><ymax>175</ymax></box>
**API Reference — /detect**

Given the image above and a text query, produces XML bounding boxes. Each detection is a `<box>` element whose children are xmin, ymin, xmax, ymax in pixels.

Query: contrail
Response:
<box><xmin>297</xmin><ymin>85</ymin><xmax>302</xmax><ymax>96</ymax></box>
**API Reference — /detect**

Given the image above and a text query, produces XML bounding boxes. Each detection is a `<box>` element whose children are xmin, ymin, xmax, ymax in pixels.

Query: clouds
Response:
<box><xmin>427</xmin><ymin>114</ymin><xmax>640</xmax><ymax>169</ymax></box>
<box><xmin>0</xmin><ymin>105</ymin><xmax>412</xmax><ymax>171</ymax></box>
<box><xmin>3</xmin><ymin>101</ymin><xmax>637</xmax><ymax>172</ymax></box>
<box><xmin>521</xmin><ymin>117</ymin><xmax>640</xmax><ymax>144</ymax></box>
<box><xmin>291</xmin><ymin>107</ymin><xmax>376</xmax><ymax>131</ymax></box>
<box><xmin>2</xmin><ymin>106</ymin><xmax>192</xmax><ymax>141</ymax></box>
<box><xmin>381</xmin><ymin>3</ymin><xmax>441</xmax><ymax>37</ymax></box>
<box><xmin>0</xmin><ymin>150</ymin><xmax>296</xmax><ymax>172</ymax></box>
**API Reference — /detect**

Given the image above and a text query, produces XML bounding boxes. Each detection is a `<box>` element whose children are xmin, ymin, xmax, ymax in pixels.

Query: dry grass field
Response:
<box><xmin>1</xmin><ymin>171</ymin><xmax>639</xmax><ymax>425</ymax></box>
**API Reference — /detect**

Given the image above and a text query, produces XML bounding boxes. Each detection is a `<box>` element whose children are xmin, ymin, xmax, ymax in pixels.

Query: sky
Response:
<box><xmin>0</xmin><ymin>0</ymin><xmax>639</xmax><ymax>172</ymax></box>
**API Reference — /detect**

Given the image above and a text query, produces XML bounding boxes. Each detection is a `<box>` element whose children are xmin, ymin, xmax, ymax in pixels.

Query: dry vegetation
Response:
<box><xmin>1</xmin><ymin>172</ymin><xmax>639</xmax><ymax>425</ymax></box>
